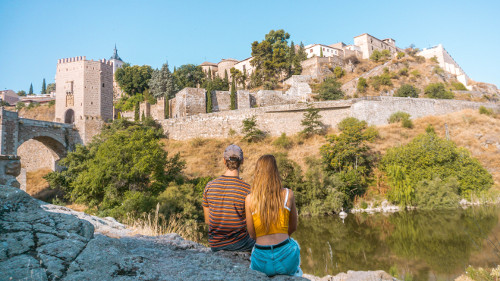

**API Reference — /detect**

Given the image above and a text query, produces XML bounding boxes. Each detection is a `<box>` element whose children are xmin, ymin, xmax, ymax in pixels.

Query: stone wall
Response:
<box><xmin>212</xmin><ymin>91</ymin><xmax>232</xmax><ymax>112</ymax></box>
<box><xmin>160</xmin><ymin>97</ymin><xmax>499</xmax><ymax>140</ymax></box>
<box><xmin>301</xmin><ymin>56</ymin><xmax>343</xmax><ymax>77</ymax></box>
<box><xmin>170</xmin><ymin>88</ymin><xmax>206</xmax><ymax>118</ymax></box>
<box><xmin>237</xmin><ymin>90</ymin><xmax>251</xmax><ymax>109</ymax></box>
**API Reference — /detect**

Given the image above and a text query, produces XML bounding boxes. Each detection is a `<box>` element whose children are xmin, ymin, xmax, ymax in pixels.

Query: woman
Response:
<box><xmin>245</xmin><ymin>155</ymin><xmax>301</xmax><ymax>277</ymax></box>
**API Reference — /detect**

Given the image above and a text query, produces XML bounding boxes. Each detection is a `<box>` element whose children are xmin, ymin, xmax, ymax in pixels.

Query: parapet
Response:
<box><xmin>57</xmin><ymin>56</ymin><xmax>113</xmax><ymax>66</ymax></box>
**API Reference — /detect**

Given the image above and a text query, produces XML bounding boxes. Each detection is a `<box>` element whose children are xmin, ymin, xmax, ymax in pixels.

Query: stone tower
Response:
<box><xmin>109</xmin><ymin>45</ymin><xmax>125</xmax><ymax>100</ymax></box>
<box><xmin>54</xmin><ymin>56</ymin><xmax>114</xmax><ymax>143</ymax></box>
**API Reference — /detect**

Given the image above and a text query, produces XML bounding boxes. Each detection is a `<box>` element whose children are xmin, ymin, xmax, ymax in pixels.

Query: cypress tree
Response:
<box><xmin>29</xmin><ymin>83</ymin><xmax>33</xmax><ymax>95</ymax></box>
<box><xmin>320</xmin><ymin>48</ymin><xmax>324</xmax><ymax>57</ymax></box>
<box><xmin>230</xmin><ymin>77</ymin><xmax>236</xmax><ymax>110</ymax></box>
<box><xmin>224</xmin><ymin>70</ymin><xmax>229</xmax><ymax>90</ymax></box>
<box><xmin>206</xmin><ymin>87</ymin><xmax>212</xmax><ymax>113</ymax></box>
<box><xmin>41</xmin><ymin>79</ymin><xmax>46</xmax><ymax>95</ymax></box>
<box><xmin>164</xmin><ymin>97</ymin><xmax>169</xmax><ymax>119</ymax></box>
<box><xmin>134</xmin><ymin>101</ymin><xmax>140</xmax><ymax>121</ymax></box>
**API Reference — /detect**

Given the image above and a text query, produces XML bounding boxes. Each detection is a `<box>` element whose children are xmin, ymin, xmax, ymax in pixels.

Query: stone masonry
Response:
<box><xmin>160</xmin><ymin>97</ymin><xmax>499</xmax><ymax>140</ymax></box>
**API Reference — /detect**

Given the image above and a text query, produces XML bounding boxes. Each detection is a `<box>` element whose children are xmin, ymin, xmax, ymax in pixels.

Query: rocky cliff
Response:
<box><xmin>0</xmin><ymin>185</ymin><xmax>396</xmax><ymax>281</ymax></box>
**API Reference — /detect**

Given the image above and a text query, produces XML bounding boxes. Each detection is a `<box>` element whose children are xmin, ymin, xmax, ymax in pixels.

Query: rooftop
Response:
<box><xmin>109</xmin><ymin>44</ymin><xmax>122</xmax><ymax>61</ymax></box>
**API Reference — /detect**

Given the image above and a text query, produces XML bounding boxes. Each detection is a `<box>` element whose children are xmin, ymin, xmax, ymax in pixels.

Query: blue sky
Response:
<box><xmin>1</xmin><ymin>0</ymin><xmax>499</xmax><ymax>93</ymax></box>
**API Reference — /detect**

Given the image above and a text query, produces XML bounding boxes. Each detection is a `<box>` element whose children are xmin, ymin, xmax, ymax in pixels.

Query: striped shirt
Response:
<box><xmin>202</xmin><ymin>175</ymin><xmax>251</xmax><ymax>248</ymax></box>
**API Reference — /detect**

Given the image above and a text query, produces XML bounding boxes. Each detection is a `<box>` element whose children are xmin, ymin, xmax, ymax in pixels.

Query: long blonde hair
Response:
<box><xmin>249</xmin><ymin>155</ymin><xmax>283</xmax><ymax>233</ymax></box>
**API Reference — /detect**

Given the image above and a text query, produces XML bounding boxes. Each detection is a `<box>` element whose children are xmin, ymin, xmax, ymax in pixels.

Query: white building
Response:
<box><xmin>418</xmin><ymin>44</ymin><xmax>471</xmax><ymax>89</ymax></box>
<box><xmin>304</xmin><ymin>44</ymin><xmax>342</xmax><ymax>58</ymax></box>
<box><xmin>353</xmin><ymin>33</ymin><xmax>401</xmax><ymax>59</ymax></box>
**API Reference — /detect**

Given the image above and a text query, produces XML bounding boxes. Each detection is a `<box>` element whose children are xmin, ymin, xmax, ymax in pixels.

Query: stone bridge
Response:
<box><xmin>0</xmin><ymin>107</ymin><xmax>82</xmax><ymax>189</ymax></box>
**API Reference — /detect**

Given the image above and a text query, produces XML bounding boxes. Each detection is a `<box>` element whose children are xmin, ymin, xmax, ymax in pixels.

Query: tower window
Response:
<box><xmin>102</xmin><ymin>83</ymin><xmax>105</xmax><ymax>87</ymax></box>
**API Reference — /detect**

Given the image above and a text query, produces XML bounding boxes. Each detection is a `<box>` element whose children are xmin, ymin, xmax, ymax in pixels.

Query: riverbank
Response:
<box><xmin>0</xmin><ymin>185</ymin><xmax>398</xmax><ymax>281</ymax></box>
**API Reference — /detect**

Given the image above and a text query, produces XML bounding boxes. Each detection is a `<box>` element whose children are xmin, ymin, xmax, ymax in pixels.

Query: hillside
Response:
<box><xmin>162</xmin><ymin>109</ymin><xmax>500</xmax><ymax>188</ymax></box>
<box><xmin>4</xmin><ymin>103</ymin><xmax>56</xmax><ymax>121</ymax></box>
<box><xmin>334</xmin><ymin>56</ymin><xmax>500</xmax><ymax>101</ymax></box>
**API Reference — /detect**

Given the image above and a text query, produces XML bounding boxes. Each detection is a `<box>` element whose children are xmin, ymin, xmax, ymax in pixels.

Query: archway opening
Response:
<box><xmin>16</xmin><ymin>136</ymin><xmax>67</xmax><ymax>201</ymax></box>
<box><xmin>64</xmin><ymin>109</ymin><xmax>75</xmax><ymax>124</ymax></box>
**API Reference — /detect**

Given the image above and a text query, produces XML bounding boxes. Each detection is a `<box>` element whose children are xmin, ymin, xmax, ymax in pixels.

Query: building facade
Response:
<box><xmin>353</xmin><ymin>33</ymin><xmax>401</xmax><ymax>59</ymax></box>
<box><xmin>418</xmin><ymin>44</ymin><xmax>470</xmax><ymax>88</ymax></box>
<box><xmin>304</xmin><ymin>44</ymin><xmax>342</xmax><ymax>58</ymax></box>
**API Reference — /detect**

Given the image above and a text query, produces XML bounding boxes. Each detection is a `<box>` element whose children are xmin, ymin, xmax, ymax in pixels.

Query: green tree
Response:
<box><xmin>380</xmin><ymin>132</ymin><xmax>493</xmax><ymax>197</ymax></box>
<box><xmin>317</xmin><ymin>77</ymin><xmax>344</xmax><ymax>100</ymax></box>
<box><xmin>230</xmin><ymin>77</ymin><xmax>236</xmax><ymax>110</ymax></box>
<box><xmin>250</xmin><ymin>29</ymin><xmax>293</xmax><ymax>88</ymax></box>
<box><xmin>41</xmin><ymin>78</ymin><xmax>46</xmax><ymax>95</ymax></box>
<box><xmin>241</xmin><ymin>115</ymin><xmax>265</xmax><ymax>142</ymax></box>
<box><xmin>321</xmin><ymin>118</ymin><xmax>379</xmax><ymax>200</ymax></box>
<box><xmin>17</xmin><ymin>90</ymin><xmax>26</xmax><ymax>96</ymax></box>
<box><xmin>172</xmin><ymin>64</ymin><xmax>205</xmax><ymax>90</ymax></box>
<box><xmin>29</xmin><ymin>83</ymin><xmax>33</xmax><ymax>95</ymax></box>
<box><xmin>115</xmin><ymin>64</ymin><xmax>154</xmax><ymax>96</ymax></box>
<box><xmin>44</xmin><ymin>119</ymin><xmax>184</xmax><ymax>217</ymax></box>
<box><xmin>300</xmin><ymin>104</ymin><xmax>324</xmax><ymax>137</ymax></box>
<box><xmin>424</xmin><ymin>83</ymin><xmax>454</xmax><ymax>99</ymax></box>
<box><xmin>320</xmin><ymin>48</ymin><xmax>324</xmax><ymax>57</ymax></box>
<box><xmin>230</xmin><ymin>67</ymin><xmax>245</xmax><ymax>89</ymax></box>
<box><xmin>357</xmin><ymin>77</ymin><xmax>367</xmax><ymax>93</ymax></box>
<box><xmin>149</xmin><ymin>62</ymin><xmax>176</xmax><ymax>100</ymax></box>
<box><xmin>395</xmin><ymin>84</ymin><xmax>419</xmax><ymax>98</ymax></box>
<box><xmin>16</xmin><ymin>102</ymin><xmax>25</xmax><ymax>111</ymax></box>
<box><xmin>46</xmin><ymin>83</ymin><xmax>56</xmax><ymax>93</ymax></box>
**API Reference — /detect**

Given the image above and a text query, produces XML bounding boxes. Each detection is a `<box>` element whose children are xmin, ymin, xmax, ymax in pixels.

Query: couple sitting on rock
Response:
<box><xmin>202</xmin><ymin>144</ymin><xmax>302</xmax><ymax>277</ymax></box>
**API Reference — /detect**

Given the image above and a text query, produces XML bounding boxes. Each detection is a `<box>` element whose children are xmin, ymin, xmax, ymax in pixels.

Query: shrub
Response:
<box><xmin>370</xmin><ymin>49</ymin><xmax>391</xmax><ymax>62</ymax></box>
<box><xmin>451</xmin><ymin>81</ymin><xmax>467</xmax><ymax>91</ymax></box>
<box><xmin>397</xmin><ymin>52</ymin><xmax>406</xmax><ymax>59</ymax></box>
<box><xmin>300</xmin><ymin>104</ymin><xmax>324</xmax><ymax>137</ymax></box>
<box><xmin>401</xmin><ymin>118</ymin><xmax>413</xmax><ymax>129</ymax></box>
<box><xmin>388</xmin><ymin>111</ymin><xmax>411</xmax><ymax>124</ymax></box>
<box><xmin>424</xmin><ymin>83</ymin><xmax>454</xmax><ymax>99</ymax></box>
<box><xmin>398</xmin><ymin>67</ymin><xmax>408</xmax><ymax>77</ymax></box>
<box><xmin>410</xmin><ymin>70</ymin><xmax>421</xmax><ymax>78</ymax></box>
<box><xmin>414</xmin><ymin>177</ymin><xmax>460</xmax><ymax>210</ymax></box>
<box><xmin>430</xmin><ymin>56</ymin><xmax>439</xmax><ymax>63</ymax></box>
<box><xmin>357</xmin><ymin>77</ymin><xmax>368</xmax><ymax>93</ymax></box>
<box><xmin>360</xmin><ymin>201</ymin><xmax>368</xmax><ymax>209</ymax></box>
<box><xmin>380</xmin><ymin>132</ymin><xmax>493</xmax><ymax>197</ymax></box>
<box><xmin>48</xmin><ymin>100</ymin><xmax>56</xmax><ymax>107</ymax></box>
<box><xmin>370</xmin><ymin>73</ymin><xmax>392</xmax><ymax>90</ymax></box>
<box><xmin>395</xmin><ymin>84</ymin><xmax>419</xmax><ymax>98</ymax></box>
<box><xmin>415</xmin><ymin>56</ymin><xmax>425</xmax><ymax>63</ymax></box>
<box><xmin>317</xmin><ymin>77</ymin><xmax>344</xmax><ymax>100</ymax></box>
<box><xmin>15</xmin><ymin>102</ymin><xmax>25</xmax><ymax>111</ymax></box>
<box><xmin>333</xmin><ymin>66</ymin><xmax>345</xmax><ymax>78</ymax></box>
<box><xmin>241</xmin><ymin>115</ymin><xmax>265</xmax><ymax>142</ymax></box>
<box><xmin>479</xmin><ymin>106</ymin><xmax>493</xmax><ymax>116</ymax></box>
<box><xmin>433</xmin><ymin>66</ymin><xmax>444</xmax><ymax>75</ymax></box>
<box><xmin>272</xmin><ymin>133</ymin><xmax>292</xmax><ymax>149</ymax></box>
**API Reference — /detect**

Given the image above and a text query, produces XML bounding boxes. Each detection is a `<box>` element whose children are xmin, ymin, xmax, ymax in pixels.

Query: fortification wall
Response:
<box><xmin>212</xmin><ymin>91</ymin><xmax>231</xmax><ymax>112</ymax></box>
<box><xmin>351</xmin><ymin>97</ymin><xmax>496</xmax><ymax>125</ymax></box>
<box><xmin>160</xmin><ymin>97</ymin><xmax>498</xmax><ymax>140</ymax></box>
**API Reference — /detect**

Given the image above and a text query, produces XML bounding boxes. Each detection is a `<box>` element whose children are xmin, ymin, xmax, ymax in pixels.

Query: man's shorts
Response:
<box><xmin>210</xmin><ymin>235</ymin><xmax>256</xmax><ymax>252</ymax></box>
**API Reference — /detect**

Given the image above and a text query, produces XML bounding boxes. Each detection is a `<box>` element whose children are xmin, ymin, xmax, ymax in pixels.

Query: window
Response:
<box><xmin>102</xmin><ymin>83</ymin><xmax>105</xmax><ymax>87</ymax></box>
<box><xmin>310</xmin><ymin>49</ymin><xmax>313</xmax><ymax>53</ymax></box>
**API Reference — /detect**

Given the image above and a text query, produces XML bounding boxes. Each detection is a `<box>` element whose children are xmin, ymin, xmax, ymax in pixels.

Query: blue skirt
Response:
<box><xmin>250</xmin><ymin>238</ymin><xmax>302</xmax><ymax>277</ymax></box>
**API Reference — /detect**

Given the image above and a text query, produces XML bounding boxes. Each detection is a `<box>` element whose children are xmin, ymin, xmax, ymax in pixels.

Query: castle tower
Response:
<box><xmin>109</xmin><ymin>44</ymin><xmax>125</xmax><ymax>100</ymax></box>
<box><xmin>54</xmin><ymin>56</ymin><xmax>114</xmax><ymax>143</ymax></box>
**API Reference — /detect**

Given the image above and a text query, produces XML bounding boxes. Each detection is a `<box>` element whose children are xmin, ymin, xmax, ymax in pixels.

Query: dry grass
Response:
<box><xmin>26</xmin><ymin>168</ymin><xmax>51</xmax><ymax>196</ymax></box>
<box><xmin>18</xmin><ymin>104</ymin><xmax>55</xmax><ymax>121</ymax></box>
<box><xmin>125</xmin><ymin>204</ymin><xmax>205</xmax><ymax>244</ymax></box>
<box><xmin>163</xmin><ymin>109</ymin><xmax>500</xmax><ymax>189</ymax></box>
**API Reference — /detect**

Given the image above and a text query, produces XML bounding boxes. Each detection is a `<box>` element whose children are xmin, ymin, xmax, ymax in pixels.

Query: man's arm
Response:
<box><xmin>203</xmin><ymin>206</ymin><xmax>210</xmax><ymax>225</ymax></box>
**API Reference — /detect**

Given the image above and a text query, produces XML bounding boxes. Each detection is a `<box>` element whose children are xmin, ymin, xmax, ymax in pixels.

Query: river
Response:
<box><xmin>293</xmin><ymin>205</ymin><xmax>500</xmax><ymax>281</ymax></box>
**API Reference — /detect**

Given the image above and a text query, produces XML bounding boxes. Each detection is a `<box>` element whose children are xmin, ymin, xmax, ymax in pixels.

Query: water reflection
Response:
<box><xmin>294</xmin><ymin>206</ymin><xmax>500</xmax><ymax>280</ymax></box>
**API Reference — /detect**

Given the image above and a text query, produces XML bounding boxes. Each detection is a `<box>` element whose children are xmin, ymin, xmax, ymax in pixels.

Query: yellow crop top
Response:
<box><xmin>252</xmin><ymin>189</ymin><xmax>291</xmax><ymax>238</ymax></box>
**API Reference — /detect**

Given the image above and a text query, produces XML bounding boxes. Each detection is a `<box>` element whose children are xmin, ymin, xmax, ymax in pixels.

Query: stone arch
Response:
<box><xmin>64</xmin><ymin>109</ymin><xmax>75</xmax><ymax>124</ymax></box>
<box><xmin>17</xmin><ymin>135</ymin><xmax>68</xmax><ymax>171</ymax></box>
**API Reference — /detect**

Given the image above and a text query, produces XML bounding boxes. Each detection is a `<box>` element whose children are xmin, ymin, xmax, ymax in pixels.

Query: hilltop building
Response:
<box><xmin>304</xmin><ymin>44</ymin><xmax>342</xmax><ymax>58</ymax></box>
<box><xmin>417</xmin><ymin>44</ymin><xmax>470</xmax><ymax>88</ymax></box>
<box><xmin>353</xmin><ymin>33</ymin><xmax>402</xmax><ymax>59</ymax></box>
<box><xmin>0</xmin><ymin>90</ymin><xmax>19</xmax><ymax>105</ymax></box>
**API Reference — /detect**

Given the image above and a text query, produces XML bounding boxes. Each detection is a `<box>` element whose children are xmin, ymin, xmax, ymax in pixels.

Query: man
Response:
<box><xmin>202</xmin><ymin>144</ymin><xmax>255</xmax><ymax>252</ymax></box>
